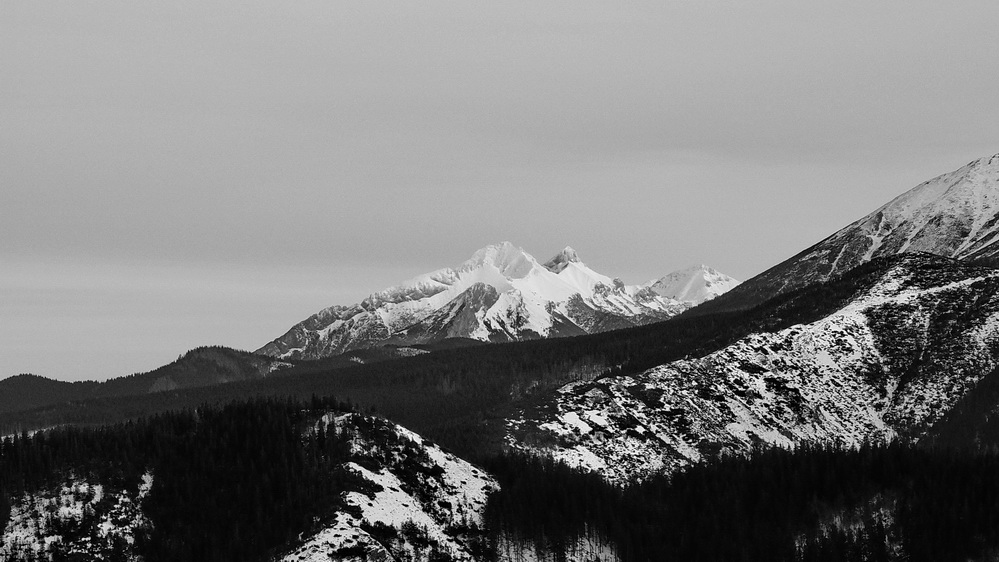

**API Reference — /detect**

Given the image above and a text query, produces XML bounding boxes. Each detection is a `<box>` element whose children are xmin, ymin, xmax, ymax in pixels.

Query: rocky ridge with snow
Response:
<box><xmin>719</xmin><ymin>153</ymin><xmax>999</xmax><ymax>310</ymax></box>
<box><xmin>0</xmin><ymin>410</ymin><xmax>498</xmax><ymax>562</ymax></box>
<box><xmin>507</xmin><ymin>254</ymin><xmax>999</xmax><ymax>483</ymax></box>
<box><xmin>278</xmin><ymin>412</ymin><xmax>497</xmax><ymax>562</ymax></box>
<box><xmin>258</xmin><ymin>243</ymin><xmax>737</xmax><ymax>360</ymax></box>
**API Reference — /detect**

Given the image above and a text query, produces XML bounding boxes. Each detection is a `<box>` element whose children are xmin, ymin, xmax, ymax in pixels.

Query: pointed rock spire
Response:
<box><xmin>543</xmin><ymin>246</ymin><xmax>581</xmax><ymax>273</ymax></box>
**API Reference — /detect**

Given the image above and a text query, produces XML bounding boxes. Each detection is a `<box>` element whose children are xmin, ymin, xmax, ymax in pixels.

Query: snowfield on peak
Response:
<box><xmin>646</xmin><ymin>264</ymin><xmax>740</xmax><ymax>304</ymax></box>
<box><xmin>508</xmin><ymin>255</ymin><xmax>999</xmax><ymax>484</ymax></box>
<box><xmin>258</xmin><ymin>242</ymin><xmax>738</xmax><ymax>360</ymax></box>
<box><xmin>822</xmin><ymin>154</ymin><xmax>999</xmax><ymax>266</ymax></box>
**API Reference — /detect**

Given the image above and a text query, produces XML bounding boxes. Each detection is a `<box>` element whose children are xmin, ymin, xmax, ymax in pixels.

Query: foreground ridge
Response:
<box><xmin>508</xmin><ymin>254</ymin><xmax>999</xmax><ymax>483</ymax></box>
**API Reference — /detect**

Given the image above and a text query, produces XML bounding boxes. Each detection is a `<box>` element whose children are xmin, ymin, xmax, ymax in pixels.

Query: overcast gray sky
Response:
<box><xmin>3</xmin><ymin>0</ymin><xmax>998</xmax><ymax>381</ymax></box>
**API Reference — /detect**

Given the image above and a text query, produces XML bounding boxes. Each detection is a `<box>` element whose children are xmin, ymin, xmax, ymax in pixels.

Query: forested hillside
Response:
<box><xmin>1</xmin><ymin>397</ymin><xmax>358</xmax><ymax>561</ymax></box>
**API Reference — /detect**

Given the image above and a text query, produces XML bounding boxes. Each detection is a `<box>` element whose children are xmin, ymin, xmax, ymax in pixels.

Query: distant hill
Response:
<box><xmin>0</xmin><ymin>347</ymin><xmax>289</xmax><ymax>416</ymax></box>
<box><xmin>0</xmin><ymin>374</ymin><xmax>98</xmax><ymax>416</ymax></box>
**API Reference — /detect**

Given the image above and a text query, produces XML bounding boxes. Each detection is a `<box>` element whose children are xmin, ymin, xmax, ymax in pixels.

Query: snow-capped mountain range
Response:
<box><xmin>720</xmin><ymin>153</ymin><xmax>999</xmax><ymax>310</ymax></box>
<box><xmin>258</xmin><ymin>243</ymin><xmax>738</xmax><ymax>360</ymax></box>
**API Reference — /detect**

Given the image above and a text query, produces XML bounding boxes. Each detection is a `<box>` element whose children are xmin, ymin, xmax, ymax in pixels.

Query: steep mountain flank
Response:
<box><xmin>508</xmin><ymin>254</ymin><xmax>999</xmax><ymax>483</ymax></box>
<box><xmin>705</xmin><ymin>153</ymin><xmax>999</xmax><ymax>312</ymax></box>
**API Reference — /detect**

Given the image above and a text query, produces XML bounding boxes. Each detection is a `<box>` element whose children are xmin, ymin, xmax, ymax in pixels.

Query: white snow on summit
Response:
<box><xmin>830</xmin><ymin>153</ymin><xmax>999</xmax><ymax>263</ymax></box>
<box><xmin>645</xmin><ymin>265</ymin><xmax>741</xmax><ymax>304</ymax></box>
<box><xmin>738</xmin><ymin>153</ymin><xmax>999</xmax><ymax>304</ymax></box>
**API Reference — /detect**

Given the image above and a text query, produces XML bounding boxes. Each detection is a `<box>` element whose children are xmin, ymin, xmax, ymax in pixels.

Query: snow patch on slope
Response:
<box><xmin>1</xmin><ymin>473</ymin><xmax>153</xmax><ymax>561</ymax></box>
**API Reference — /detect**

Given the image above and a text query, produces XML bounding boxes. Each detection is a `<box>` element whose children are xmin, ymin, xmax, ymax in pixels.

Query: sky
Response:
<box><xmin>2</xmin><ymin>1</ymin><xmax>998</xmax><ymax>381</ymax></box>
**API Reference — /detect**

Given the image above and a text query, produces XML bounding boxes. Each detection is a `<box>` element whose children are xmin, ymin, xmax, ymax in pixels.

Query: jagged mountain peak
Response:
<box><xmin>544</xmin><ymin>245</ymin><xmax>582</xmax><ymax>273</ymax></box>
<box><xmin>459</xmin><ymin>241</ymin><xmax>540</xmax><ymax>279</ymax></box>
<box><xmin>258</xmin><ymin>243</ymin><xmax>735</xmax><ymax>360</ymax></box>
<box><xmin>708</xmin><ymin>153</ymin><xmax>999</xmax><ymax>312</ymax></box>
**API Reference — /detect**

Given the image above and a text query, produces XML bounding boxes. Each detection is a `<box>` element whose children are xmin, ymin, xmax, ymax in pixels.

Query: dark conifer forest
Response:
<box><xmin>0</xmin><ymin>397</ymin><xmax>358</xmax><ymax>562</ymax></box>
<box><xmin>485</xmin><ymin>444</ymin><xmax>999</xmax><ymax>561</ymax></box>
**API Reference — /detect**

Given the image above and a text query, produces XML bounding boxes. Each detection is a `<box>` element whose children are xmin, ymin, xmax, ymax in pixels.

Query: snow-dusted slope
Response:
<box><xmin>507</xmin><ymin>254</ymin><xmax>999</xmax><ymax>484</ymax></box>
<box><xmin>278</xmin><ymin>412</ymin><xmax>496</xmax><ymax>562</ymax></box>
<box><xmin>258</xmin><ymin>243</ymin><xmax>736</xmax><ymax>360</ymax></box>
<box><xmin>725</xmin><ymin>153</ymin><xmax>999</xmax><ymax>309</ymax></box>
<box><xmin>1</xmin><ymin>473</ymin><xmax>153</xmax><ymax>561</ymax></box>
<box><xmin>845</xmin><ymin>154</ymin><xmax>999</xmax><ymax>262</ymax></box>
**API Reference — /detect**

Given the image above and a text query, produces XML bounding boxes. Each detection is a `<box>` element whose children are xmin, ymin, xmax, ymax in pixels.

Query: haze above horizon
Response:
<box><xmin>3</xmin><ymin>1</ymin><xmax>998</xmax><ymax>381</ymax></box>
